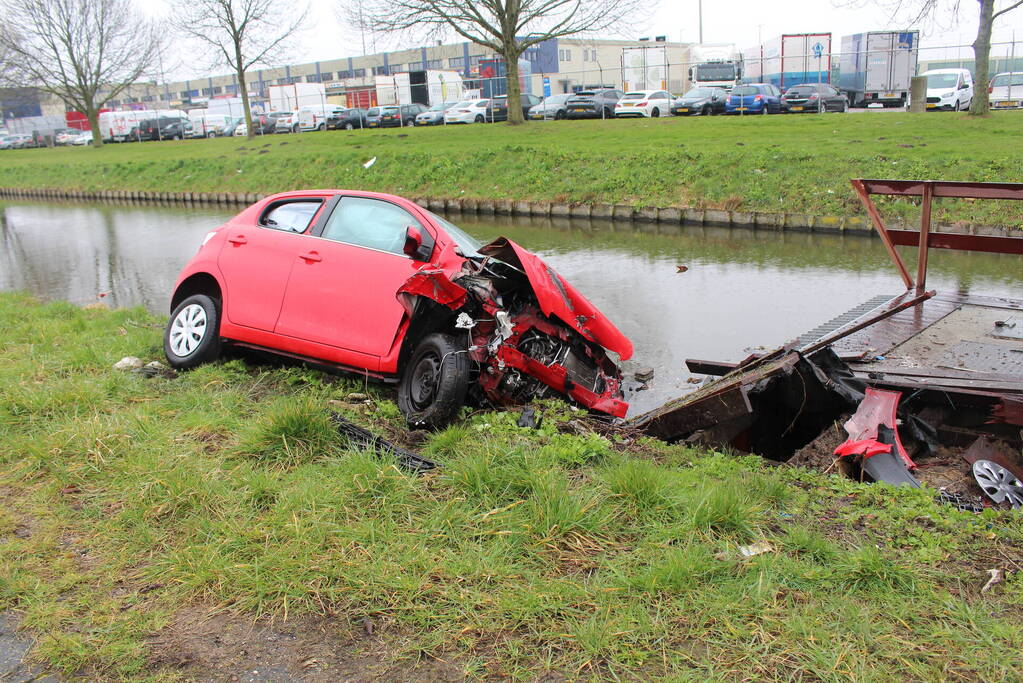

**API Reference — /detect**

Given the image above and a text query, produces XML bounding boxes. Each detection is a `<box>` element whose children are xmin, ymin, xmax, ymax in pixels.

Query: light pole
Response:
<box><xmin>698</xmin><ymin>0</ymin><xmax>703</xmax><ymax>44</ymax></box>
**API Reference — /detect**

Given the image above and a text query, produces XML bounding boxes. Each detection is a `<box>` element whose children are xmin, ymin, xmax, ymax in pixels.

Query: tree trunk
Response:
<box><xmin>86</xmin><ymin>105</ymin><xmax>102</xmax><ymax>148</ymax></box>
<box><xmin>236</xmin><ymin>44</ymin><xmax>255</xmax><ymax>140</ymax></box>
<box><xmin>503</xmin><ymin>45</ymin><xmax>524</xmax><ymax>125</ymax></box>
<box><xmin>970</xmin><ymin>0</ymin><xmax>995</xmax><ymax>115</ymax></box>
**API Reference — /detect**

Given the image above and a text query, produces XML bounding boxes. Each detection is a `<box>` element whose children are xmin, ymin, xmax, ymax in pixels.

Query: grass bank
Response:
<box><xmin>1</xmin><ymin>113</ymin><xmax>1022</xmax><ymax>227</ymax></box>
<box><xmin>2</xmin><ymin>291</ymin><xmax>1023</xmax><ymax>680</ymax></box>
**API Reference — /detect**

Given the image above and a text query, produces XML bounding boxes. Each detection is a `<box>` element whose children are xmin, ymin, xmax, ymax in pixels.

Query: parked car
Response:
<box><xmin>367</xmin><ymin>103</ymin><xmax>427</xmax><ymax>128</ymax></box>
<box><xmin>137</xmin><ymin>117</ymin><xmax>193</xmax><ymax>141</ymax></box>
<box><xmin>298</xmin><ymin>105</ymin><xmax>346</xmax><ymax>132</ymax></box>
<box><xmin>274</xmin><ymin>110</ymin><xmax>300</xmax><ymax>133</ymax></box>
<box><xmin>6</xmin><ymin>134</ymin><xmax>37</xmax><ymax>148</ymax></box>
<box><xmin>565</xmin><ymin>89</ymin><xmax>624</xmax><ymax>119</ymax></box>
<box><xmin>724</xmin><ymin>84</ymin><xmax>782</xmax><ymax>114</ymax></box>
<box><xmin>326</xmin><ymin>108</ymin><xmax>369</xmax><ymax>130</ymax></box>
<box><xmin>527</xmin><ymin>93</ymin><xmax>574</xmax><ymax>120</ymax></box>
<box><xmin>443</xmin><ymin>99</ymin><xmax>491</xmax><ymax>124</ymax></box>
<box><xmin>486</xmin><ymin>94</ymin><xmax>542</xmax><ymax>121</ymax></box>
<box><xmin>614</xmin><ymin>90</ymin><xmax>674</xmax><ymax>118</ymax></box>
<box><xmin>414</xmin><ymin>102</ymin><xmax>458</xmax><ymax>126</ymax></box>
<box><xmin>781</xmin><ymin>83</ymin><xmax>848</xmax><ymax>113</ymax></box>
<box><xmin>989</xmin><ymin>72</ymin><xmax>1023</xmax><ymax>109</ymax></box>
<box><xmin>671</xmin><ymin>87</ymin><xmax>728</xmax><ymax>116</ymax></box>
<box><xmin>0</xmin><ymin>135</ymin><xmax>22</xmax><ymax>150</ymax></box>
<box><xmin>163</xmin><ymin>190</ymin><xmax>632</xmax><ymax>428</ymax></box>
<box><xmin>189</xmin><ymin>113</ymin><xmax>234</xmax><ymax>138</ymax></box>
<box><xmin>922</xmin><ymin>68</ymin><xmax>973</xmax><ymax>111</ymax></box>
<box><xmin>54</xmin><ymin>129</ymin><xmax>77</xmax><ymax>145</ymax></box>
<box><xmin>71</xmin><ymin>131</ymin><xmax>94</xmax><ymax>146</ymax></box>
<box><xmin>221</xmin><ymin>118</ymin><xmax>244</xmax><ymax>137</ymax></box>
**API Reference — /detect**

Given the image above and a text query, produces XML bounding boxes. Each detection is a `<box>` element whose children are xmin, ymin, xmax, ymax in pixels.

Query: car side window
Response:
<box><xmin>260</xmin><ymin>200</ymin><xmax>322</xmax><ymax>233</ymax></box>
<box><xmin>320</xmin><ymin>197</ymin><xmax>422</xmax><ymax>256</ymax></box>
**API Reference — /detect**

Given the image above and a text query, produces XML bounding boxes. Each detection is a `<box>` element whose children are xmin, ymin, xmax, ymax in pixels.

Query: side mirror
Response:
<box><xmin>959</xmin><ymin>83</ymin><xmax>969</xmax><ymax>90</ymax></box>
<box><xmin>403</xmin><ymin>226</ymin><xmax>430</xmax><ymax>260</ymax></box>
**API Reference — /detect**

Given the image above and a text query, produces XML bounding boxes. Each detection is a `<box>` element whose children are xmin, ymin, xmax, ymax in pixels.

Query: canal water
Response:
<box><xmin>2</xmin><ymin>200</ymin><xmax>1021</xmax><ymax>414</ymax></box>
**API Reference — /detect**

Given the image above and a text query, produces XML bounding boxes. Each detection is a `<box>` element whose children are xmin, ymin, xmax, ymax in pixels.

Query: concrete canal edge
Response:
<box><xmin>0</xmin><ymin>186</ymin><xmax>1015</xmax><ymax>238</ymax></box>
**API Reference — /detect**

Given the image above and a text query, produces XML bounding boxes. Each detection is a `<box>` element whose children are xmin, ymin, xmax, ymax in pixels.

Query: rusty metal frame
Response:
<box><xmin>851</xmin><ymin>179</ymin><xmax>1023</xmax><ymax>292</ymax></box>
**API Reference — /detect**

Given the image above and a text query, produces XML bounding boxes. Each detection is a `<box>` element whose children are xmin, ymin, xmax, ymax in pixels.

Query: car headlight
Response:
<box><xmin>942</xmin><ymin>91</ymin><xmax>954</xmax><ymax>98</ymax></box>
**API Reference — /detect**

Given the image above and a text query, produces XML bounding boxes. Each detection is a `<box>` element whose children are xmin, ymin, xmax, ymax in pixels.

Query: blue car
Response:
<box><xmin>725</xmin><ymin>83</ymin><xmax>783</xmax><ymax>115</ymax></box>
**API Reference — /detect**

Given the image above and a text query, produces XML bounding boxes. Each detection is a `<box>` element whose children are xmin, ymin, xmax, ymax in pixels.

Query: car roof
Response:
<box><xmin>922</xmin><ymin>68</ymin><xmax>970</xmax><ymax>75</ymax></box>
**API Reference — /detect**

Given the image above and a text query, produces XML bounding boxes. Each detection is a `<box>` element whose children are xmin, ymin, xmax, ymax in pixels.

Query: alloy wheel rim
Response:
<box><xmin>973</xmin><ymin>459</ymin><xmax>1023</xmax><ymax>508</ymax></box>
<box><xmin>409</xmin><ymin>353</ymin><xmax>441</xmax><ymax>410</ymax></box>
<box><xmin>169</xmin><ymin>304</ymin><xmax>207</xmax><ymax>357</ymax></box>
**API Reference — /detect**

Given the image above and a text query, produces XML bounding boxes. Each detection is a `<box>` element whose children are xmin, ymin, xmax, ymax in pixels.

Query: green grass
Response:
<box><xmin>2</xmin><ymin>112</ymin><xmax>1023</xmax><ymax>226</ymax></box>
<box><xmin>2</xmin><ymin>291</ymin><xmax>1023</xmax><ymax>679</ymax></box>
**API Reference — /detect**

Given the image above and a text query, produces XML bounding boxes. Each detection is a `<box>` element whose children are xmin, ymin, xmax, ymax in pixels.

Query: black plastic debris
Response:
<box><xmin>517</xmin><ymin>406</ymin><xmax>542</xmax><ymax>430</ymax></box>
<box><xmin>936</xmin><ymin>489</ymin><xmax>985</xmax><ymax>513</ymax></box>
<box><xmin>330</xmin><ymin>412</ymin><xmax>436</xmax><ymax>473</ymax></box>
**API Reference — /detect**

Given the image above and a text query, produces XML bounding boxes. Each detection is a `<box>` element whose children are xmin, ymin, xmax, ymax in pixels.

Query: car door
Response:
<box><xmin>217</xmin><ymin>197</ymin><xmax>326</xmax><ymax>332</ymax></box>
<box><xmin>274</xmin><ymin>195</ymin><xmax>435</xmax><ymax>364</ymax></box>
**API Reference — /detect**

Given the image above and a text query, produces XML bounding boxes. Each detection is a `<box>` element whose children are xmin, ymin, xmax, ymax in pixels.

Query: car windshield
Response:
<box><xmin>367</xmin><ymin>107</ymin><xmax>380</xmax><ymax>115</ymax></box>
<box><xmin>428</xmin><ymin>211</ymin><xmax>483</xmax><ymax>258</ymax></box>
<box><xmin>731</xmin><ymin>86</ymin><xmax>759</xmax><ymax>96</ymax></box>
<box><xmin>991</xmin><ymin>73</ymin><xmax>1023</xmax><ymax>88</ymax></box>
<box><xmin>926</xmin><ymin>73</ymin><xmax>960</xmax><ymax>88</ymax></box>
<box><xmin>541</xmin><ymin>94</ymin><xmax>572</xmax><ymax>104</ymax></box>
<box><xmin>682</xmin><ymin>88</ymin><xmax>715</xmax><ymax>98</ymax></box>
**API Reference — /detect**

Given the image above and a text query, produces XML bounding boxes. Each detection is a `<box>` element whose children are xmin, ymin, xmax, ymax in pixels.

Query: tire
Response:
<box><xmin>475</xmin><ymin>114</ymin><xmax>484</xmax><ymax>123</ymax></box>
<box><xmin>554</xmin><ymin>110</ymin><xmax>565</xmax><ymax>120</ymax></box>
<box><xmin>164</xmin><ymin>294</ymin><xmax>222</xmax><ymax>370</ymax></box>
<box><xmin>398</xmin><ymin>333</ymin><xmax>470</xmax><ymax>429</ymax></box>
<box><xmin>702</xmin><ymin>105</ymin><xmax>711</xmax><ymax>116</ymax></box>
<box><xmin>651</xmin><ymin>107</ymin><xmax>660</xmax><ymax>117</ymax></box>
<box><xmin>317</xmin><ymin>123</ymin><xmax>326</xmax><ymax>131</ymax></box>
<box><xmin>344</xmin><ymin>122</ymin><xmax>354</xmax><ymax>130</ymax></box>
<box><xmin>603</xmin><ymin>107</ymin><xmax>613</xmax><ymax>118</ymax></box>
<box><xmin>761</xmin><ymin>106</ymin><xmax>769</xmax><ymax>115</ymax></box>
<box><xmin>954</xmin><ymin>100</ymin><xmax>960</xmax><ymax>111</ymax></box>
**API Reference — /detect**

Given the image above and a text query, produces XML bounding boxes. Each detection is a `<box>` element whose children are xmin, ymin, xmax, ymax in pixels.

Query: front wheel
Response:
<box><xmin>398</xmin><ymin>333</ymin><xmax>470</xmax><ymax>429</ymax></box>
<box><xmin>318</xmin><ymin>123</ymin><xmax>326</xmax><ymax>131</ymax></box>
<box><xmin>702</xmin><ymin>105</ymin><xmax>711</xmax><ymax>116</ymax></box>
<box><xmin>344</xmin><ymin>122</ymin><xmax>354</xmax><ymax>130</ymax></box>
<box><xmin>761</xmin><ymin>106</ymin><xmax>769</xmax><ymax>115</ymax></box>
<box><xmin>164</xmin><ymin>294</ymin><xmax>222</xmax><ymax>370</ymax></box>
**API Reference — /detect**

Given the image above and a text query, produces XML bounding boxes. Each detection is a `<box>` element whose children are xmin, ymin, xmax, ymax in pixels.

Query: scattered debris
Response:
<box><xmin>676</xmin><ymin>265</ymin><xmax>688</xmax><ymax>274</ymax></box>
<box><xmin>344</xmin><ymin>392</ymin><xmax>370</xmax><ymax>403</ymax></box>
<box><xmin>981</xmin><ymin>568</ymin><xmax>1004</xmax><ymax>593</ymax></box>
<box><xmin>363</xmin><ymin>157</ymin><xmax>377</xmax><ymax>169</ymax></box>
<box><xmin>972</xmin><ymin>460</ymin><xmax>1023</xmax><ymax>509</ymax></box>
<box><xmin>516</xmin><ymin>406</ymin><xmax>542</xmax><ymax>429</ymax></box>
<box><xmin>113</xmin><ymin>356</ymin><xmax>143</xmax><ymax>371</ymax></box>
<box><xmin>936</xmin><ymin>489</ymin><xmax>985</xmax><ymax>513</ymax></box>
<box><xmin>717</xmin><ymin>540</ymin><xmax>774</xmax><ymax>560</ymax></box>
<box><xmin>633</xmin><ymin>367</ymin><xmax>655</xmax><ymax>383</ymax></box>
<box><xmin>330</xmin><ymin>413</ymin><xmax>435</xmax><ymax>473</ymax></box>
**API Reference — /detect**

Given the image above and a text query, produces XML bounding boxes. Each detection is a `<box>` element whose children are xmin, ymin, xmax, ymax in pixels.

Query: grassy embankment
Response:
<box><xmin>2</xmin><ymin>291</ymin><xmax>1023</xmax><ymax>680</ymax></box>
<box><xmin>1</xmin><ymin>112</ymin><xmax>1023</xmax><ymax>227</ymax></box>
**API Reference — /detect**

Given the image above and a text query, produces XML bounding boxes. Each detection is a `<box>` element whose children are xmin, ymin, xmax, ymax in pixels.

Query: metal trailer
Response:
<box><xmin>838</xmin><ymin>31</ymin><xmax>920</xmax><ymax>107</ymax></box>
<box><xmin>742</xmin><ymin>33</ymin><xmax>832</xmax><ymax>90</ymax></box>
<box><xmin>376</xmin><ymin>70</ymin><xmax>465</xmax><ymax>106</ymax></box>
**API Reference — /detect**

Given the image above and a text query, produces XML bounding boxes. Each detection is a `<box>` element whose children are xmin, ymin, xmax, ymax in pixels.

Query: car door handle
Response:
<box><xmin>299</xmin><ymin>251</ymin><xmax>322</xmax><ymax>262</ymax></box>
<box><xmin>227</xmin><ymin>235</ymin><xmax>247</xmax><ymax>245</ymax></box>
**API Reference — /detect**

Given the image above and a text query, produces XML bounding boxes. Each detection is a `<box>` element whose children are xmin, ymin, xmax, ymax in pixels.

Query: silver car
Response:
<box><xmin>527</xmin><ymin>93</ymin><xmax>573</xmax><ymax>121</ymax></box>
<box><xmin>990</xmin><ymin>72</ymin><xmax>1023</xmax><ymax>109</ymax></box>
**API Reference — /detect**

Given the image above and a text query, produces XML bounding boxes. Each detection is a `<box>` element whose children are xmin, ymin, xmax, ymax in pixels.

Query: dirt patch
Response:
<box><xmin>788</xmin><ymin>419</ymin><xmax>851</xmax><ymax>474</ymax></box>
<box><xmin>147</xmin><ymin>609</ymin><xmax>466</xmax><ymax>682</ymax></box>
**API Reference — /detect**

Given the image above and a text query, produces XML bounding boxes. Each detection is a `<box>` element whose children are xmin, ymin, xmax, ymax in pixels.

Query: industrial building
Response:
<box><xmin>104</xmin><ymin>37</ymin><xmax>691</xmax><ymax>110</ymax></box>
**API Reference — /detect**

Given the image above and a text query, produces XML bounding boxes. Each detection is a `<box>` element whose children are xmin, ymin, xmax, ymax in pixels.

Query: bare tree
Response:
<box><xmin>0</xmin><ymin>0</ymin><xmax>163</xmax><ymax>146</ymax></box>
<box><xmin>853</xmin><ymin>0</ymin><xmax>1023</xmax><ymax>114</ymax></box>
<box><xmin>341</xmin><ymin>0</ymin><xmax>644</xmax><ymax>124</ymax></box>
<box><xmin>175</xmin><ymin>0</ymin><xmax>309</xmax><ymax>140</ymax></box>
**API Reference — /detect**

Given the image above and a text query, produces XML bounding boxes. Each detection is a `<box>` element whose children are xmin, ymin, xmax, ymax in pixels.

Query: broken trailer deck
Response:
<box><xmin>630</xmin><ymin>179</ymin><xmax>1023</xmax><ymax>499</ymax></box>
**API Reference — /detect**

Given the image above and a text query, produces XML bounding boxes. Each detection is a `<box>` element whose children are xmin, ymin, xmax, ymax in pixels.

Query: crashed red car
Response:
<box><xmin>164</xmin><ymin>190</ymin><xmax>632</xmax><ymax>427</ymax></box>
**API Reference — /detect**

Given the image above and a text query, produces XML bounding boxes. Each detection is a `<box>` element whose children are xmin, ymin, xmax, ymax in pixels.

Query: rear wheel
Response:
<box><xmin>651</xmin><ymin>107</ymin><xmax>660</xmax><ymax>117</ymax></box>
<box><xmin>398</xmin><ymin>333</ymin><xmax>470</xmax><ymax>429</ymax></box>
<box><xmin>761</xmin><ymin>105</ymin><xmax>769</xmax><ymax>115</ymax></box>
<box><xmin>554</xmin><ymin>110</ymin><xmax>565</xmax><ymax>120</ymax></box>
<box><xmin>603</xmin><ymin>107</ymin><xmax>613</xmax><ymax>118</ymax></box>
<box><xmin>317</xmin><ymin>123</ymin><xmax>326</xmax><ymax>131</ymax></box>
<box><xmin>474</xmin><ymin>114</ymin><xmax>484</xmax><ymax>123</ymax></box>
<box><xmin>344</xmin><ymin>122</ymin><xmax>354</xmax><ymax>130</ymax></box>
<box><xmin>702</xmin><ymin>105</ymin><xmax>711</xmax><ymax>116</ymax></box>
<box><xmin>164</xmin><ymin>294</ymin><xmax>222</xmax><ymax>370</ymax></box>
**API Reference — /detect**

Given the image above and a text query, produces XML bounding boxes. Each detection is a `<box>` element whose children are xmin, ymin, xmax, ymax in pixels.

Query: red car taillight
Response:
<box><xmin>637</xmin><ymin>101</ymin><xmax>648</xmax><ymax>106</ymax></box>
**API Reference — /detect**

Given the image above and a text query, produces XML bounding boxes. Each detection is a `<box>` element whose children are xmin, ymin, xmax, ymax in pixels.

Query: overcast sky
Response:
<box><xmin>155</xmin><ymin>0</ymin><xmax>1023</xmax><ymax>81</ymax></box>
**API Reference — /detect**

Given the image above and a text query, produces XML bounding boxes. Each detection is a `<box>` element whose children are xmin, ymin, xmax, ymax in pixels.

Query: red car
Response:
<box><xmin>164</xmin><ymin>190</ymin><xmax>632</xmax><ymax>427</ymax></box>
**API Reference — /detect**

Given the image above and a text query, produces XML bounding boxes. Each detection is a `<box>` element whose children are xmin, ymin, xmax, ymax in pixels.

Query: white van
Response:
<box><xmin>188</xmin><ymin>112</ymin><xmax>234</xmax><ymax>137</ymax></box>
<box><xmin>297</xmin><ymin>104</ymin><xmax>346</xmax><ymax>132</ymax></box>
<box><xmin>921</xmin><ymin>68</ymin><xmax>973</xmax><ymax>111</ymax></box>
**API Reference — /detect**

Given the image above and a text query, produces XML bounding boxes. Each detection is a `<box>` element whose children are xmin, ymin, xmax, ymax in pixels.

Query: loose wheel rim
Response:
<box><xmin>973</xmin><ymin>459</ymin><xmax>1023</xmax><ymax>508</ymax></box>
<box><xmin>409</xmin><ymin>353</ymin><xmax>442</xmax><ymax>410</ymax></box>
<box><xmin>169</xmin><ymin>304</ymin><xmax>207</xmax><ymax>357</ymax></box>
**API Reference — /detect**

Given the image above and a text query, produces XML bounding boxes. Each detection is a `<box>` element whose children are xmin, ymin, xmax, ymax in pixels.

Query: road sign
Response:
<box><xmin>812</xmin><ymin>42</ymin><xmax>824</xmax><ymax>59</ymax></box>
<box><xmin>543</xmin><ymin>77</ymin><xmax>551</xmax><ymax>98</ymax></box>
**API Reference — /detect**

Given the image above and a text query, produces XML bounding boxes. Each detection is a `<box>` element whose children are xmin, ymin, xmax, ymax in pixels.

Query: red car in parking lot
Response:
<box><xmin>165</xmin><ymin>190</ymin><xmax>632</xmax><ymax>427</ymax></box>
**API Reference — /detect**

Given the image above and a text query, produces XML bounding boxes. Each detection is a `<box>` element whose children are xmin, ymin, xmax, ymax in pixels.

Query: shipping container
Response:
<box><xmin>267</xmin><ymin>83</ymin><xmax>326</xmax><ymax>112</ymax></box>
<box><xmin>743</xmin><ymin>33</ymin><xmax>832</xmax><ymax>90</ymax></box>
<box><xmin>838</xmin><ymin>31</ymin><xmax>919</xmax><ymax>107</ymax></box>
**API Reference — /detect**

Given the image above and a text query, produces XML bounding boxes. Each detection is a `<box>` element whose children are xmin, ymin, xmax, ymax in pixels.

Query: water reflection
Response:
<box><xmin>2</xmin><ymin>200</ymin><xmax>1021</xmax><ymax>413</ymax></box>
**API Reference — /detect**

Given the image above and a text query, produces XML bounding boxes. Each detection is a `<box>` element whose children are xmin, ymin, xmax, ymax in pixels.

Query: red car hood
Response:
<box><xmin>478</xmin><ymin>237</ymin><xmax>634</xmax><ymax>360</ymax></box>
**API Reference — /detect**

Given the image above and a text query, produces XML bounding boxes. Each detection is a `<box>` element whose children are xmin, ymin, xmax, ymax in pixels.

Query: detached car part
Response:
<box><xmin>972</xmin><ymin>459</ymin><xmax>1023</xmax><ymax>508</ymax></box>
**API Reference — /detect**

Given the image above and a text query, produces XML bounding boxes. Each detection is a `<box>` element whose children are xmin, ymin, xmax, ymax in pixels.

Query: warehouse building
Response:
<box><xmin>106</xmin><ymin>37</ymin><xmax>692</xmax><ymax>110</ymax></box>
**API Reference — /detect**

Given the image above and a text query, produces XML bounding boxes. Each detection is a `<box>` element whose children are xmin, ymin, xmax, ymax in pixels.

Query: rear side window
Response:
<box><xmin>260</xmin><ymin>200</ymin><xmax>322</xmax><ymax>233</ymax></box>
<box><xmin>320</xmin><ymin>197</ymin><xmax>425</xmax><ymax>256</ymax></box>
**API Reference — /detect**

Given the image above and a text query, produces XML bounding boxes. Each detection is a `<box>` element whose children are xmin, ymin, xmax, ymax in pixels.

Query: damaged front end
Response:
<box><xmin>397</xmin><ymin>238</ymin><xmax>631</xmax><ymax>420</ymax></box>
